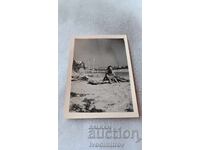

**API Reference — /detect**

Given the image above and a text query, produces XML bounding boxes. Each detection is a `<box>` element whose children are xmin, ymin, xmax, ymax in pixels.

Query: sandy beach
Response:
<box><xmin>69</xmin><ymin>69</ymin><xmax>133</xmax><ymax>112</ymax></box>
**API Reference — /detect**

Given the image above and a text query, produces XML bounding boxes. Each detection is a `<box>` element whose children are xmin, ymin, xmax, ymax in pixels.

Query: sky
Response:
<box><xmin>74</xmin><ymin>39</ymin><xmax>128</xmax><ymax>68</ymax></box>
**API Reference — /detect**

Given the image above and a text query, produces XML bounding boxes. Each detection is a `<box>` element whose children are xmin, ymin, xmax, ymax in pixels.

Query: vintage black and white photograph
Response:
<box><xmin>65</xmin><ymin>35</ymin><xmax>139</xmax><ymax>118</ymax></box>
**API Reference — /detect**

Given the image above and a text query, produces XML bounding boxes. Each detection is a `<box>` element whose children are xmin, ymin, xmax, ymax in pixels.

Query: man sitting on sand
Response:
<box><xmin>103</xmin><ymin>66</ymin><xmax>118</xmax><ymax>84</ymax></box>
<box><xmin>88</xmin><ymin>65</ymin><xmax>129</xmax><ymax>85</ymax></box>
<box><xmin>103</xmin><ymin>65</ymin><xmax>130</xmax><ymax>84</ymax></box>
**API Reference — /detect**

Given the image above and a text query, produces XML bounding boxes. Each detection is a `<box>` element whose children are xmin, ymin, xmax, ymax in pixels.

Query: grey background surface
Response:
<box><xmin>58</xmin><ymin>0</ymin><xmax>142</xmax><ymax>149</ymax></box>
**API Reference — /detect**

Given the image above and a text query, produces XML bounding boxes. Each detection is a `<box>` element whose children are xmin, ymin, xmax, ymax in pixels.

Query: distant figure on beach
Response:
<box><xmin>103</xmin><ymin>65</ymin><xmax>129</xmax><ymax>84</ymax></box>
<box><xmin>73</xmin><ymin>59</ymin><xmax>86</xmax><ymax>73</ymax></box>
<box><xmin>72</xmin><ymin>59</ymin><xmax>88</xmax><ymax>81</ymax></box>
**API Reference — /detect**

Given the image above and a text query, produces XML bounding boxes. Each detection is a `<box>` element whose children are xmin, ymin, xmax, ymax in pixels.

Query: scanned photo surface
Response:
<box><xmin>69</xmin><ymin>39</ymin><xmax>134</xmax><ymax>113</ymax></box>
